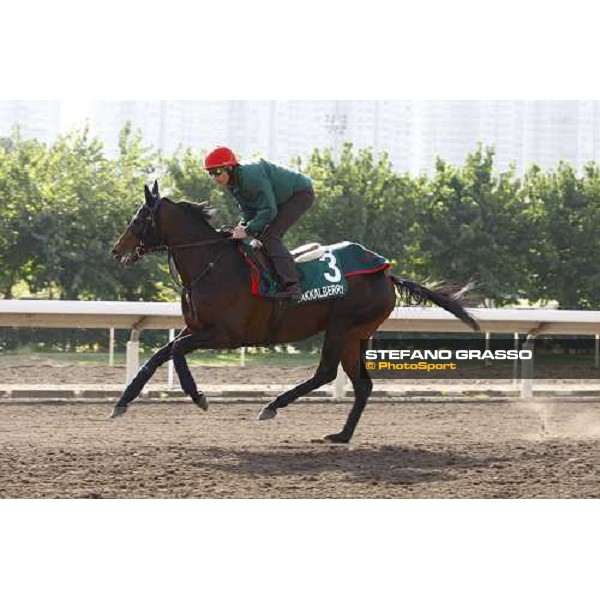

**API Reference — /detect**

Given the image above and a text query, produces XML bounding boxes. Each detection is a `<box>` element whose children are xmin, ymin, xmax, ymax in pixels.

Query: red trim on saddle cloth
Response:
<box><xmin>236</xmin><ymin>245</ymin><xmax>262</xmax><ymax>296</ymax></box>
<box><xmin>345</xmin><ymin>263</ymin><xmax>391</xmax><ymax>278</ymax></box>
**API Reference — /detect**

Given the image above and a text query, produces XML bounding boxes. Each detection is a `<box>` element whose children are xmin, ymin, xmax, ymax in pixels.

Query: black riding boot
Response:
<box><xmin>270</xmin><ymin>254</ymin><xmax>301</xmax><ymax>300</ymax></box>
<box><xmin>263</xmin><ymin>237</ymin><xmax>301</xmax><ymax>300</ymax></box>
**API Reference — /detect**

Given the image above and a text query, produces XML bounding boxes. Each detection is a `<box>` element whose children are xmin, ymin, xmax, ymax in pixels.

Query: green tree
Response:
<box><xmin>291</xmin><ymin>144</ymin><xmax>419</xmax><ymax>270</ymax></box>
<box><xmin>523</xmin><ymin>161</ymin><xmax>600</xmax><ymax>308</ymax></box>
<box><xmin>413</xmin><ymin>145</ymin><xmax>530</xmax><ymax>305</ymax></box>
<box><xmin>0</xmin><ymin>129</ymin><xmax>49</xmax><ymax>298</ymax></box>
<box><xmin>0</xmin><ymin>124</ymin><xmax>175</xmax><ymax>302</ymax></box>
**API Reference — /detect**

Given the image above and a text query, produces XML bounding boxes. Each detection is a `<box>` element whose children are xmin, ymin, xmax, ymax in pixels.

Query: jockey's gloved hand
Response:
<box><xmin>218</xmin><ymin>225</ymin><xmax>235</xmax><ymax>235</ymax></box>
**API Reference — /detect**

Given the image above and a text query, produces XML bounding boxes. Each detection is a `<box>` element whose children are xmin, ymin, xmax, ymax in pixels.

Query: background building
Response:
<box><xmin>2</xmin><ymin>100</ymin><xmax>600</xmax><ymax>174</ymax></box>
<box><xmin>0</xmin><ymin>100</ymin><xmax>60</xmax><ymax>143</ymax></box>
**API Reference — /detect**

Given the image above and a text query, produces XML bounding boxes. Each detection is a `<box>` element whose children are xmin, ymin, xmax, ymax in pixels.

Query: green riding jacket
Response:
<box><xmin>227</xmin><ymin>158</ymin><xmax>313</xmax><ymax>235</ymax></box>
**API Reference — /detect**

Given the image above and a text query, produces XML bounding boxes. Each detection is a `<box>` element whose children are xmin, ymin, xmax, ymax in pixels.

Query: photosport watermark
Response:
<box><xmin>360</xmin><ymin>336</ymin><xmax>600</xmax><ymax>380</ymax></box>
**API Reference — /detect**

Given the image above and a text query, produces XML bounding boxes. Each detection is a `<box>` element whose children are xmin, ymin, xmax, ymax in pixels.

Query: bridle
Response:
<box><xmin>130</xmin><ymin>195</ymin><xmax>233</xmax><ymax>293</ymax></box>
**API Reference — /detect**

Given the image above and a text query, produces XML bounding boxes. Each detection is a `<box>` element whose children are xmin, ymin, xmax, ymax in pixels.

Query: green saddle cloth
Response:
<box><xmin>242</xmin><ymin>241</ymin><xmax>390</xmax><ymax>303</ymax></box>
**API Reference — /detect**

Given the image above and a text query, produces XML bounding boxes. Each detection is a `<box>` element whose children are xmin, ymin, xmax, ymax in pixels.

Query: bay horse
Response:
<box><xmin>109</xmin><ymin>181</ymin><xmax>479</xmax><ymax>443</ymax></box>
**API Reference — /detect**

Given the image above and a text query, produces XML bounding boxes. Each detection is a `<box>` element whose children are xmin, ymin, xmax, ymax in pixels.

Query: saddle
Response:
<box><xmin>290</xmin><ymin>242</ymin><xmax>326</xmax><ymax>263</ymax></box>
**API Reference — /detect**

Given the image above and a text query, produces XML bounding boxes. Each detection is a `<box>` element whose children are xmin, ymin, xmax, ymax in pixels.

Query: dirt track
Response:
<box><xmin>0</xmin><ymin>364</ymin><xmax>315</xmax><ymax>386</ymax></box>
<box><xmin>2</xmin><ymin>399</ymin><xmax>600</xmax><ymax>498</ymax></box>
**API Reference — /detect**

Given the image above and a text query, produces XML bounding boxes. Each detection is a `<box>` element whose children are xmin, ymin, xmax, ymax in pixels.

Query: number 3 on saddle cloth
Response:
<box><xmin>236</xmin><ymin>240</ymin><xmax>391</xmax><ymax>303</ymax></box>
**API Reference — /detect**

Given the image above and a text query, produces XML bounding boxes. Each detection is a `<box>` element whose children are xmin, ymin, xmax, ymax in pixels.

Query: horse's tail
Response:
<box><xmin>389</xmin><ymin>275</ymin><xmax>480</xmax><ymax>332</ymax></box>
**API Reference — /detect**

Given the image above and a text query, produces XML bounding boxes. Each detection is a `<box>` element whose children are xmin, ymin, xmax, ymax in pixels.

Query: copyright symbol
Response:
<box><xmin>366</xmin><ymin>362</ymin><xmax>375</xmax><ymax>369</ymax></box>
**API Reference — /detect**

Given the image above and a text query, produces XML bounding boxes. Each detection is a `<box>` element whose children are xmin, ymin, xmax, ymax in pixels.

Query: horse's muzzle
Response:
<box><xmin>111</xmin><ymin>244</ymin><xmax>141</xmax><ymax>266</ymax></box>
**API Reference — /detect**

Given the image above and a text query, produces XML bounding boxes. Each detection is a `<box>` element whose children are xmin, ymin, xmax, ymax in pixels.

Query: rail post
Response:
<box><xmin>109</xmin><ymin>328</ymin><xmax>115</xmax><ymax>367</ymax></box>
<box><xmin>125</xmin><ymin>317</ymin><xmax>147</xmax><ymax>385</ymax></box>
<box><xmin>520</xmin><ymin>324</ymin><xmax>548</xmax><ymax>400</ymax></box>
<box><xmin>167</xmin><ymin>329</ymin><xmax>175</xmax><ymax>390</ymax></box>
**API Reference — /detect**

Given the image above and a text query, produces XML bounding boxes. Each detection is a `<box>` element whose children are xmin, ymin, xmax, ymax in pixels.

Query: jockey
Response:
<box><xmin>204</xmin><ymin>146</ymin><xmax>315</xmax><ymax>300</ymax></box>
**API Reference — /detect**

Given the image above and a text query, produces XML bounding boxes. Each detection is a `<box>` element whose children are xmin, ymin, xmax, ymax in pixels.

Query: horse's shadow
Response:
<box><xmin>189</xmin><ymin>444</ymin><xmax>505</xmax><ymax>487</ymax></box>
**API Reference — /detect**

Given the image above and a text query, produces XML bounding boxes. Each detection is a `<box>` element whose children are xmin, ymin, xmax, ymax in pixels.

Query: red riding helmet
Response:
<box><xmin>204</xmin><ymin>146</ymin><xmax>239</xmax><ymax>170</ymax></box>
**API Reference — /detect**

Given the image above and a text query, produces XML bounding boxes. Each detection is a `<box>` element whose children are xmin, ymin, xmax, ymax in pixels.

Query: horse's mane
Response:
<box><xmin>169</xmin><ymin>199</ymin><xmax>215</xmax><ymax>224</ymax></box>
<box><xmin>164</xmin><ymin>198</ymin><xmax>232</xmax><ymax>238</ymax></box>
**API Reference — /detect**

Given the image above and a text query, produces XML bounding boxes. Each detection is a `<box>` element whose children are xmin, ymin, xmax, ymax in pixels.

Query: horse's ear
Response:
<box><xmin>144</xmin><ymin>184</ymin><xmax>153</xmax><ymax>205</ymax></box>
<box><xmin>152</xmin><ymin>179</ymin><xmax>159</xmax><ymax>197</ymax></box>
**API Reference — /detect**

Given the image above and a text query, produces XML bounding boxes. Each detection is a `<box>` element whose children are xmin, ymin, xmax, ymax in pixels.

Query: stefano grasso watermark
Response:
<box><xmin>364</xmin><ymin>347</ymin><xmax>531</xmax><ymax>372</ymax></box>
<box><xmin>359</xmin><ymin>336</ymin><xmax>600</xmax><ymax>380</ymax></box>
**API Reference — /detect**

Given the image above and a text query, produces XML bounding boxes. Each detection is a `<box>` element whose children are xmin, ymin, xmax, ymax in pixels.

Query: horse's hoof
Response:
<box><xmin>324</xmin><ymin>433</ymin><xmax>350</xmax><ymax>444</ymax></box>
<box><xmin>258</xmin><ymin>406</ymin><xmax>277</xmax><ymax>421</ymax></box>
<box><xmin>109</xmin><ymin>405</ymin><xmax>128</xmax><ymax>419</ymax></box>
<box><xmin>193</xmin><ymin>393</ymin><xmax>209</xmax><ymax>411</ymax></box>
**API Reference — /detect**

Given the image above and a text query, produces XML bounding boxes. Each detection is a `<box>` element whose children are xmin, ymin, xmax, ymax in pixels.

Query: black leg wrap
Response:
<box><xmin>172</xmin><ymin>352</ymin><xmax>202</xmax><ymax>399</ymax></box>
<box><xmin>115</xmin><ymin>346</ymin><xmax>172</xmax><ymax>408</ymax></box>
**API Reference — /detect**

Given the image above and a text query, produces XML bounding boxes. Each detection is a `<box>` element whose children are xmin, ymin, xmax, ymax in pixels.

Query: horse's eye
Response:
<box><xmin>131</xmin><ymin>218</ymin><xmax>143</xmax><ymax>234</ymax></box>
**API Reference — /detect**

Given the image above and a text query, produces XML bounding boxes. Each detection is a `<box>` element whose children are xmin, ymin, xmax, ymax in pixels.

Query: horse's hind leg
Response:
<box><xmin>324</xmin><ymin>333</ymin><xmax>373</xmax><ymax>443</ymax></box>
<box><xmin>258</xmin><ymin>324</ymin><xmax>346</xmax><ymax>420</ymax></box>
<box><xmin>109</xmin><ymin>328</ymin><xmax>192</xmax><ymax>418</ymax></box>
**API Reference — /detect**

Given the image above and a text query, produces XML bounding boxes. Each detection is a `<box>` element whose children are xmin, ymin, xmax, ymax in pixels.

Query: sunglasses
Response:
<box><xmin>208</xmin><ymin>167</ymin><xmax>228</xmax><ymax>177</ymax></box>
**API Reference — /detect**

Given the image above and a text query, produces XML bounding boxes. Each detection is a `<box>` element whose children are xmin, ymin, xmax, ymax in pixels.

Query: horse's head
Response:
<box><xmin>111</xmin><ymin>180</ymin><xmax>164</xmax><ymax>266</ymax></box>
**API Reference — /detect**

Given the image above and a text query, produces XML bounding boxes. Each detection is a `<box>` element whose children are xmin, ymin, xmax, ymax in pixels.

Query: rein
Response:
<box><xmin>141</xmin><ymin>238</ymin><xmax>232</xmax><ymax>295</ymax></box>
<box><xmin>168</xmin><ymin>246</ymin><xmax>228</xmax><ymax>294</ymax></box>
<box><xmin>140</xmin><ymin>236</ymin><xmax>231</xmax><ymax>255</ymax></box>
<box><xmin>143</xmin><ymin>237</ymin><xmax>235</xmax><ymax>297</ymax></box>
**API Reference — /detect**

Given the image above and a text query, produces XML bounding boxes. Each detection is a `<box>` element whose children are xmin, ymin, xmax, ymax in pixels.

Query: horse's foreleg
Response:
<box><xmin>170</xmin><ymin>327</ymin><xmax>231</xmax><ymax>411</ymax></box>
<box><xmin>171</xmin><ymin>349</ymin><xmax>208</xmax><ymax>411</ymax></box>
<box><xmin>109</xmin><ymin>331</ymin><xmax>187</xmax><ymax>418</ymax></box>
